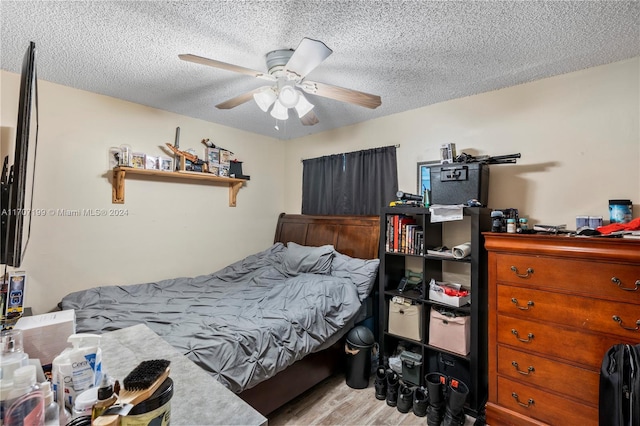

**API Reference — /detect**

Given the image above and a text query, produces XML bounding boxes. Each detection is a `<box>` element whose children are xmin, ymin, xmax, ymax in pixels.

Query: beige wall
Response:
<box><xmin>284</xmin><ymin>58</ymin><xmax>640</xmax><ymax>229</ymax></box>
<box><xmin>1</xmin><ymin>71</ymin><xmax>286</xmax><ymax>314</ymax></box>
<box><xmin>2</xmin><ymin>57</ymin><xmax>639</xmax><ymax>314</ymax></box>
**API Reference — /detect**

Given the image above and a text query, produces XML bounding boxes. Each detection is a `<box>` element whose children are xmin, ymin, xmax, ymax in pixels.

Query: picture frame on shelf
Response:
<box><xmin>145</xmin><ymin>155</ymin><xmax>159</xmax><ymax>170</ymax></box>
<box><xmin>219</xmin><ymin>149</ymin><xmax>231</xmax><ymax>166</ymax></box>
<box><xmin>131</xmin><ymin>152</ymin><xmax>145</xmax><ymax>169</ymax></box>
<box><xmin>159</xmin><ymin>157</ymin><xmax>173</xmax><ymax>172</ymax></box>
<box><xmin>205</xmin><ymin>147</ymin><xmax>220</xmax><ymax>164</ymax></box>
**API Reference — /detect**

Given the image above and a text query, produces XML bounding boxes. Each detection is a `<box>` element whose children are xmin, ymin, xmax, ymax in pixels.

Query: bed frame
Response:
<box><xmin>238</xmin><ymin>213</ymin><xmax>380</xmax><ymax>415</ymax></box>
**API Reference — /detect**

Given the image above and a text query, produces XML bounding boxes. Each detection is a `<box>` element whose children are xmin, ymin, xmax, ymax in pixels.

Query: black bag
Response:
<box><xmin>599</xmin><ymin>343</ymin><xmax>640</xmax><ymax>426</ymax></box>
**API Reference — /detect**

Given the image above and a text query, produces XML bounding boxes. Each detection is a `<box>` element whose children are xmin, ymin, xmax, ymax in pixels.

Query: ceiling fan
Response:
<box><xmin>179</xmin><ymin>38</ymin><xmax>382</xmax><ymax>126</ymax></box>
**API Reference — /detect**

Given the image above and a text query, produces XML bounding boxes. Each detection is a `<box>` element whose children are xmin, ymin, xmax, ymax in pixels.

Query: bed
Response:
<box><xmin>60</xmin><ymin>213</ymin><xmax>380</xmax><ymax>415</ymax></box>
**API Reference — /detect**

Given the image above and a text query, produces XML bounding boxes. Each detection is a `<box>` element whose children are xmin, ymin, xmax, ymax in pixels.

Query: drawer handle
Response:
<box><xmin>511</xmin><ymin>329</ymin><xmax>534</xmax><ymax>342</ymax></box>
<box><xmin>511</xmin><ymin>361</ymin><xmax>535</xmax><ymax>375</ymax></box>
<box><xmin>611</xmin><ymin>277</ymin><xmax>639</xmax><ymax>292</ymax></box>
<box><xmin>511</xmin><ymin>298</ymin><xmax>534</xmax><ymax>310</ymax></box>
<box><xmin>512</xmin><ymin>392</ymin><xmax>534</xmax><ymax>408</ymax></box>
<box><xmin>612</xmin><ymin>315</ymin><xmax>640</xmax><ymax>331</ymax></box>
<box><xmin>510</xmin><ymin>266</ymin><xmax>534</xmax><ymax>278</ymax></box>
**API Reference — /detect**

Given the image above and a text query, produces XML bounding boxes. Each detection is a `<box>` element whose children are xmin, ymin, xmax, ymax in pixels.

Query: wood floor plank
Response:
<box><xmin>268</xmin><ymin>374</ymin><xmax>478</xmax><ymax>425</ymax></box>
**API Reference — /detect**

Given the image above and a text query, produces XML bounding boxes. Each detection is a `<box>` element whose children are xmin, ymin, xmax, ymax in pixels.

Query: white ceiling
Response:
<box><xmin>1</xmin><ymin>1</ymin><xmax>638</xmax><ymax>140</ymax></box>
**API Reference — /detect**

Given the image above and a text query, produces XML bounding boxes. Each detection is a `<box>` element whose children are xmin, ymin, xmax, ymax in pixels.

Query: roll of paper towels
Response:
<box><xmin>452</xmin><ymin>242</ymin><xmax>471</xmax><ymax>259</ymax></box>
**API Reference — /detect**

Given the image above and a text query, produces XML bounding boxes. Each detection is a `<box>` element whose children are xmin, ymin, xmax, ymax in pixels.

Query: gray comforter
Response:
<box><xmin>60</xmin><ymin>243</ymin><xmax>363</xmax><ymax>393</ymax></box>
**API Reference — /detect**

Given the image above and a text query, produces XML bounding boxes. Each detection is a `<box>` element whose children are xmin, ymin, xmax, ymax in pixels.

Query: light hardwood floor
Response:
<box><xmin>268</xmin><ymin>373</ymin><xmax>478</xmax><ymax>426</ymax></box>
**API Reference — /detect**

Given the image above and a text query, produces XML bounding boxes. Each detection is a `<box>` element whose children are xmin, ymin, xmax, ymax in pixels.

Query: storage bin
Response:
<box><xmin>388</xmin><ymin>299</ymin><xmax>421</xmax><ymax>341</ymax></box>
<box><xmin>428</xmin><ymin>307</ymin><xmax>470</xmax><ymax>355</ymax></box>
<box><xmin>400</xmin><ymin>350</ymin><xmax>423</xmax><ymax>385</ymax></box>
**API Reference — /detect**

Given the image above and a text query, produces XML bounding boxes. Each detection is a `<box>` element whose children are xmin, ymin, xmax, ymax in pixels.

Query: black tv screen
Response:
<box><xmin>1</xmin><ymin>41</ymin><xmax>37</xmax><ymax>267</ymax></box>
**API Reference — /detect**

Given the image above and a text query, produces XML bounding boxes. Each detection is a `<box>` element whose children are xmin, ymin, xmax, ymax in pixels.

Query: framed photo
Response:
<box><xmin>159</xmin><ymin>157</ymin><xmax>173</xmax><ymax>172</ymax></box>
<box><xmin>131</xmin><ymin>152</ymin><xmax>145</xmax><ymax>169</ymax></box>
<box><xmin>218</xmin><ymin>165</ymin><xmax>230</xmax><ymax>177</ymax></box>
<box><xmin>145</xmin><ymin>155</ymin><xmax>159</xmax><ymax>170</ymax></box>
<box><xmin>205</xmin><ymin>147</ymin><xmax>220</xmax><ymax>165</ymax></box>
<box><xmin>417</xmin><ymin>160</ymin><xmax>439</xmax><ymax>198</ymax></box>
<box><xmin>219</xmin><ymin>149</ymin><xmax>231</xmax><ymax>166</ymax></box>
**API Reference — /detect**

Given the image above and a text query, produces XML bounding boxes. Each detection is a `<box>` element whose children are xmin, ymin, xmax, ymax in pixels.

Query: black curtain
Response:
<box><xmin>302</xmin><ymin>145</ymin><xmax>398</xmax><ymax>215</ymax></box>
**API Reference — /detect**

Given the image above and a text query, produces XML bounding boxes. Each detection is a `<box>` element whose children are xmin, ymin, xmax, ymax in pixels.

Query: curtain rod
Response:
<box><xmin>300</xmin><ymin>144</ymin><xmax>400</xmax><ymax>162</ymax></box>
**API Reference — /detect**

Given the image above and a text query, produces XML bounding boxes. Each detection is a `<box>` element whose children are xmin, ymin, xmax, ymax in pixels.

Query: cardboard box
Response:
<box><xmin>388</xmin><ymin>298</ymin><xmax>421</xmax><ymax>341</ymax></box>
<box><xmin>14</xmin><ymin>309</ymin><xmax>76</xmax><ymax>365</ymax></box>
<box><xmin>428</xmin><ymin>307</ymin><xmax>470</xmax><ymax>356</ymax></box>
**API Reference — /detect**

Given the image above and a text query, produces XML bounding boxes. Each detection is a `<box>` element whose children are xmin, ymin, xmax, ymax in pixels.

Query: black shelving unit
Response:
<box><xmin>377</xmin><ymin>205</ymin><xmax>491</xmax><ymax>419</ymax></box>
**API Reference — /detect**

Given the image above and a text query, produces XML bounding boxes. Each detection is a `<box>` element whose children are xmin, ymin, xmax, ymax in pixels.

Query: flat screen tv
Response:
<box><xmin>1</xmin><ymin>41</ymin><xmax>38</xmax><ymax>267</ymax></box>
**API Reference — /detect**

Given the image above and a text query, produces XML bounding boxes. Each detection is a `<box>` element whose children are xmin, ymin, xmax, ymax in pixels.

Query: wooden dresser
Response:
<box><xmin>484</xmin><ymin>234</ymin><xmax>640</xmax><ymax>426</ymax></box>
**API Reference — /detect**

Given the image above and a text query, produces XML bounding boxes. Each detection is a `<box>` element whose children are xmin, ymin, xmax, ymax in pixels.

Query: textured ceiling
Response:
<box><xmin>1</xmin><ymin>1</ymin><xmax>639</xmax><ymax>140</ymax></box>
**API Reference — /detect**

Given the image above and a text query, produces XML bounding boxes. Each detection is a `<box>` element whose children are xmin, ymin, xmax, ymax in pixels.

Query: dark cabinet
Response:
<box><xmin>377</xmin><ymin>206</ymin><xmax>491</xmax><ymax>419</ymax></box>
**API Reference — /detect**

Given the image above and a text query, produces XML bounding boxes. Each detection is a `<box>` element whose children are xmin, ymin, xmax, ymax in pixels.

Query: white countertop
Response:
<box><xmin>99</xmin><ymin>324</ymin><xmax>267</xmax><ymax>426</ymax></box>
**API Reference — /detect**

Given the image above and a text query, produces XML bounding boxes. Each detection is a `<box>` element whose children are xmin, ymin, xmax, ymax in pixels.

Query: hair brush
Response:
<box><xmin>93</xmin><ymin>359</ymin><xmax>170</xmax><ymax>426</ymax></box>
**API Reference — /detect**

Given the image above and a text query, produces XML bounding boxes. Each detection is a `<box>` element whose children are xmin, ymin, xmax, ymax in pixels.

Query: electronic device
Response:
<box><xmin>1</xmin><ymin>42</ymin><xmax>37</xmax><ymax>268</ymax></box>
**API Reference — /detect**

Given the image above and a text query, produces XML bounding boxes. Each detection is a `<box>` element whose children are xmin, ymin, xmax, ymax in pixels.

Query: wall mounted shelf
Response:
<box><xmin>111</xmin><ymin>167</ymin><xmax>247</xmax><ymax>207</ymax></box>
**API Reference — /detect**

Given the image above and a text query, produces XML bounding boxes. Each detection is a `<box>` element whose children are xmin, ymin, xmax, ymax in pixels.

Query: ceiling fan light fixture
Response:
<box><xmin>278</xmin><ymin>85</ymin><xmax>299</xmax><ymax>108</ymax></box>
<box><xmin>294</xmin><ymin>92</ymin><xmax>314</xmax><ymax>118</ymax></box>
<box><xmin>253</xmin><ymin>87</ymin><xmax>277</xmax><ymax>112</ymax></box>
<box><xmin>270</xmin><ymin>99</ymin><xmax>289</xmax><ymax>120</ymax></box>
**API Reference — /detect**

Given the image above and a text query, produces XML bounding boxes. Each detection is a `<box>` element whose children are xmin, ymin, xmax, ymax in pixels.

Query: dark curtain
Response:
<box><xmin>302</xmin><ymin>146</ymin><xmax>398</xmax><ymax>215</ymax></box>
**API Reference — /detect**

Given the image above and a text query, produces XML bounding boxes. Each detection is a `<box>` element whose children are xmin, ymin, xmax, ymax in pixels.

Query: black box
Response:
<box><xmin>430</xmin><ymin>163</ymin><xmax>489</xmax><ymax>206</ymax></box>
<box><xmin>426</xmin><ymin>352</ymin><xmax>470</xmax><ymax>387</ymax></box>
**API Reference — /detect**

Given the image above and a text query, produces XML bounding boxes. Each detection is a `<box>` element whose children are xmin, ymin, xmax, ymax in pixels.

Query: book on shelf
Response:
<box><xmin>385</xmin><ymin>214</ymin><xmax>423</xmax><ymax>254</ymax></box>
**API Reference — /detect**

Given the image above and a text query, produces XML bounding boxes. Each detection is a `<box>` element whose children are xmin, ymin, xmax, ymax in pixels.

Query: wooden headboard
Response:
<box><xmin>274</xmin><ymin>213</ymin><xmax>380</xmax><ymax>260</ymax></box>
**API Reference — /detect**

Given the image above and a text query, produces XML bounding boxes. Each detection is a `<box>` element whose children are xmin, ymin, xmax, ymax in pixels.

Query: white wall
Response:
<box><xmin>284</xmin><ymin>58</ymin><xmax>640</xmax><ymax>228</ymax></box>
<box><xmin>1</xmin><ymin>71</ymin><xmax>286</xmax><ymax>314</ymax></box>
<box><xmin>2</xmin><ymin>57</ymin><xmax>639</xmax><ymax>314</ymax></box>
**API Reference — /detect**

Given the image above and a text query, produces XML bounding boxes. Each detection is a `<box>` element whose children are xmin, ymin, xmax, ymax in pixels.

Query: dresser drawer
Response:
<box><xmin>496</xmin><ymin>315</ymin><xmax>636</xmax><ymax>368</ymax></box>
<box><xmin>497</xmin><ymin>345</ymin><xmax>599</xmax><ymax>406</ymax></box>
<box><xmin>497</xmin><ymin>376</ymin><xmax>597</xmax><ymax>425</ymax></box>
<box><xmin>495</xmin><ymin>254</ymin><xmax>640</xmax><ymax>303</ymax></box>
<box><xmin>497</xmin><ymin>284</ymin><xmax>640</xmax><ymax>340</ymax></box>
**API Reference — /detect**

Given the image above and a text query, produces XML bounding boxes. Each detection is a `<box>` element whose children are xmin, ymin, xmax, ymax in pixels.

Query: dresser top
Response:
<box><xmin>483</xmin><ymin>233</ymin><xmax>640</xmax><ymax>263</ymax></box>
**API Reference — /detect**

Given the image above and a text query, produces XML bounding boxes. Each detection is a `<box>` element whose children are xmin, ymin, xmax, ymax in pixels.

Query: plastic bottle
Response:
<box><xmin>0</xmin><ymin>329</ymin><xmax>29</xmax><ymax>381</ymax></box>
<box><xmin>51</xmin><ymin>334</ymin><xmax>102</xmax><ymax>413</ymax></box>
<box><xmin>507</xmin><ymin>218</ymin><xmax>516</xmax><ymax>234</ymax></box>
<box><xmin>72</xmin><ymin>387</ymin><xmax>97</xmax><ymax>420</ymax></box>
<box><xmin>3</xmin><ymin>365</ymin><xmax>45</xmax><ymax>426</ymax></box>
<box><xmin>91</xmin><ymin>374</ymin><xmax>117</xmax><ymax>421</ymax></box>
<box><xmin>518</xmin><ymin>218</ymin><xmax>528</xmax><ymax>232</ymax></box>
<box><xmin>40</xmin><ymin>381</ymin><xmax>59</xmax><ymax>426</ymax></box>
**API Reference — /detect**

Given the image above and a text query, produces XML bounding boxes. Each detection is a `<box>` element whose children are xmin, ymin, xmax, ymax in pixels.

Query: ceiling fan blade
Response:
<box><xmin>284</xmin><ymin>38</ymin><xmax>332</xmax><ymax>79</ymax></box>
<box><xmin>179</xmin><ymin>54</ymin><xmax>275</xmax><ymax>81</ymax></box>
<box><xmin>216</xmin><ymin>87</ymin><xmax>264</xmax><ymax>110</ymax></box>
<box><xmin>300</xmin><ymin>110</ymin><xmax>319</xmax><ymax>126</ymax></box>
<box><xmin>301</xmin><ymin>81</ymin><xmax>382</xmax><ymax>109</ymax></box>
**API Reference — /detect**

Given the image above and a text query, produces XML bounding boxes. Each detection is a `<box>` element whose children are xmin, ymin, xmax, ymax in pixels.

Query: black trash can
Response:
<box><xmin>345</xmin><ymin>326</ymin><xmax>375</xmax><ymax>389</ymax></box>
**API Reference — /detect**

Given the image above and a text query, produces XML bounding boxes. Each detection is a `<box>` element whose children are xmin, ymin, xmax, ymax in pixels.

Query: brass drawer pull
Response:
<box><xmin>611</xmin><ymin>277</ymin><xmax>639</xmax><ymax>292</ymax></box>
<box><xmin>511</xmin><ymin>392</ymin><xmax>534</xmax><ymax>408</ymax></box>
<box><xmin>612</xmin><ymin>315</ymin><xmax>640</xmax><ymax>331</ymax></box>
<box><xmin>511</xmin><ymin>329</ymin><xmax>534</xmax><ymax>342</ymax></box>
<box><xmin>511</xmin><ymin>328</ymin><xmax>533</xmax><ymax>343</ymax></box>
<box><xmin>511</xmin><ymin>298</ymin><xmax>534</xmax><ymax>310</ymax></box>
<box><xmin>510</xmin><ymin>266</ymin><xmax>534</xmax><ymax>278</ymax></box>
<box><xmin>511</xmin><ymin>361</ymin><xmax>535</xmax><ymax>375</ymax></box>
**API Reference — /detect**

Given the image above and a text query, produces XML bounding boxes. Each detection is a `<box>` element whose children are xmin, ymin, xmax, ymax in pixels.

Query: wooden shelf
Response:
<box><xmin>111</xmin><ymin>167</ymin><xmax>247</xmax><ymax>207</ymax></box>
